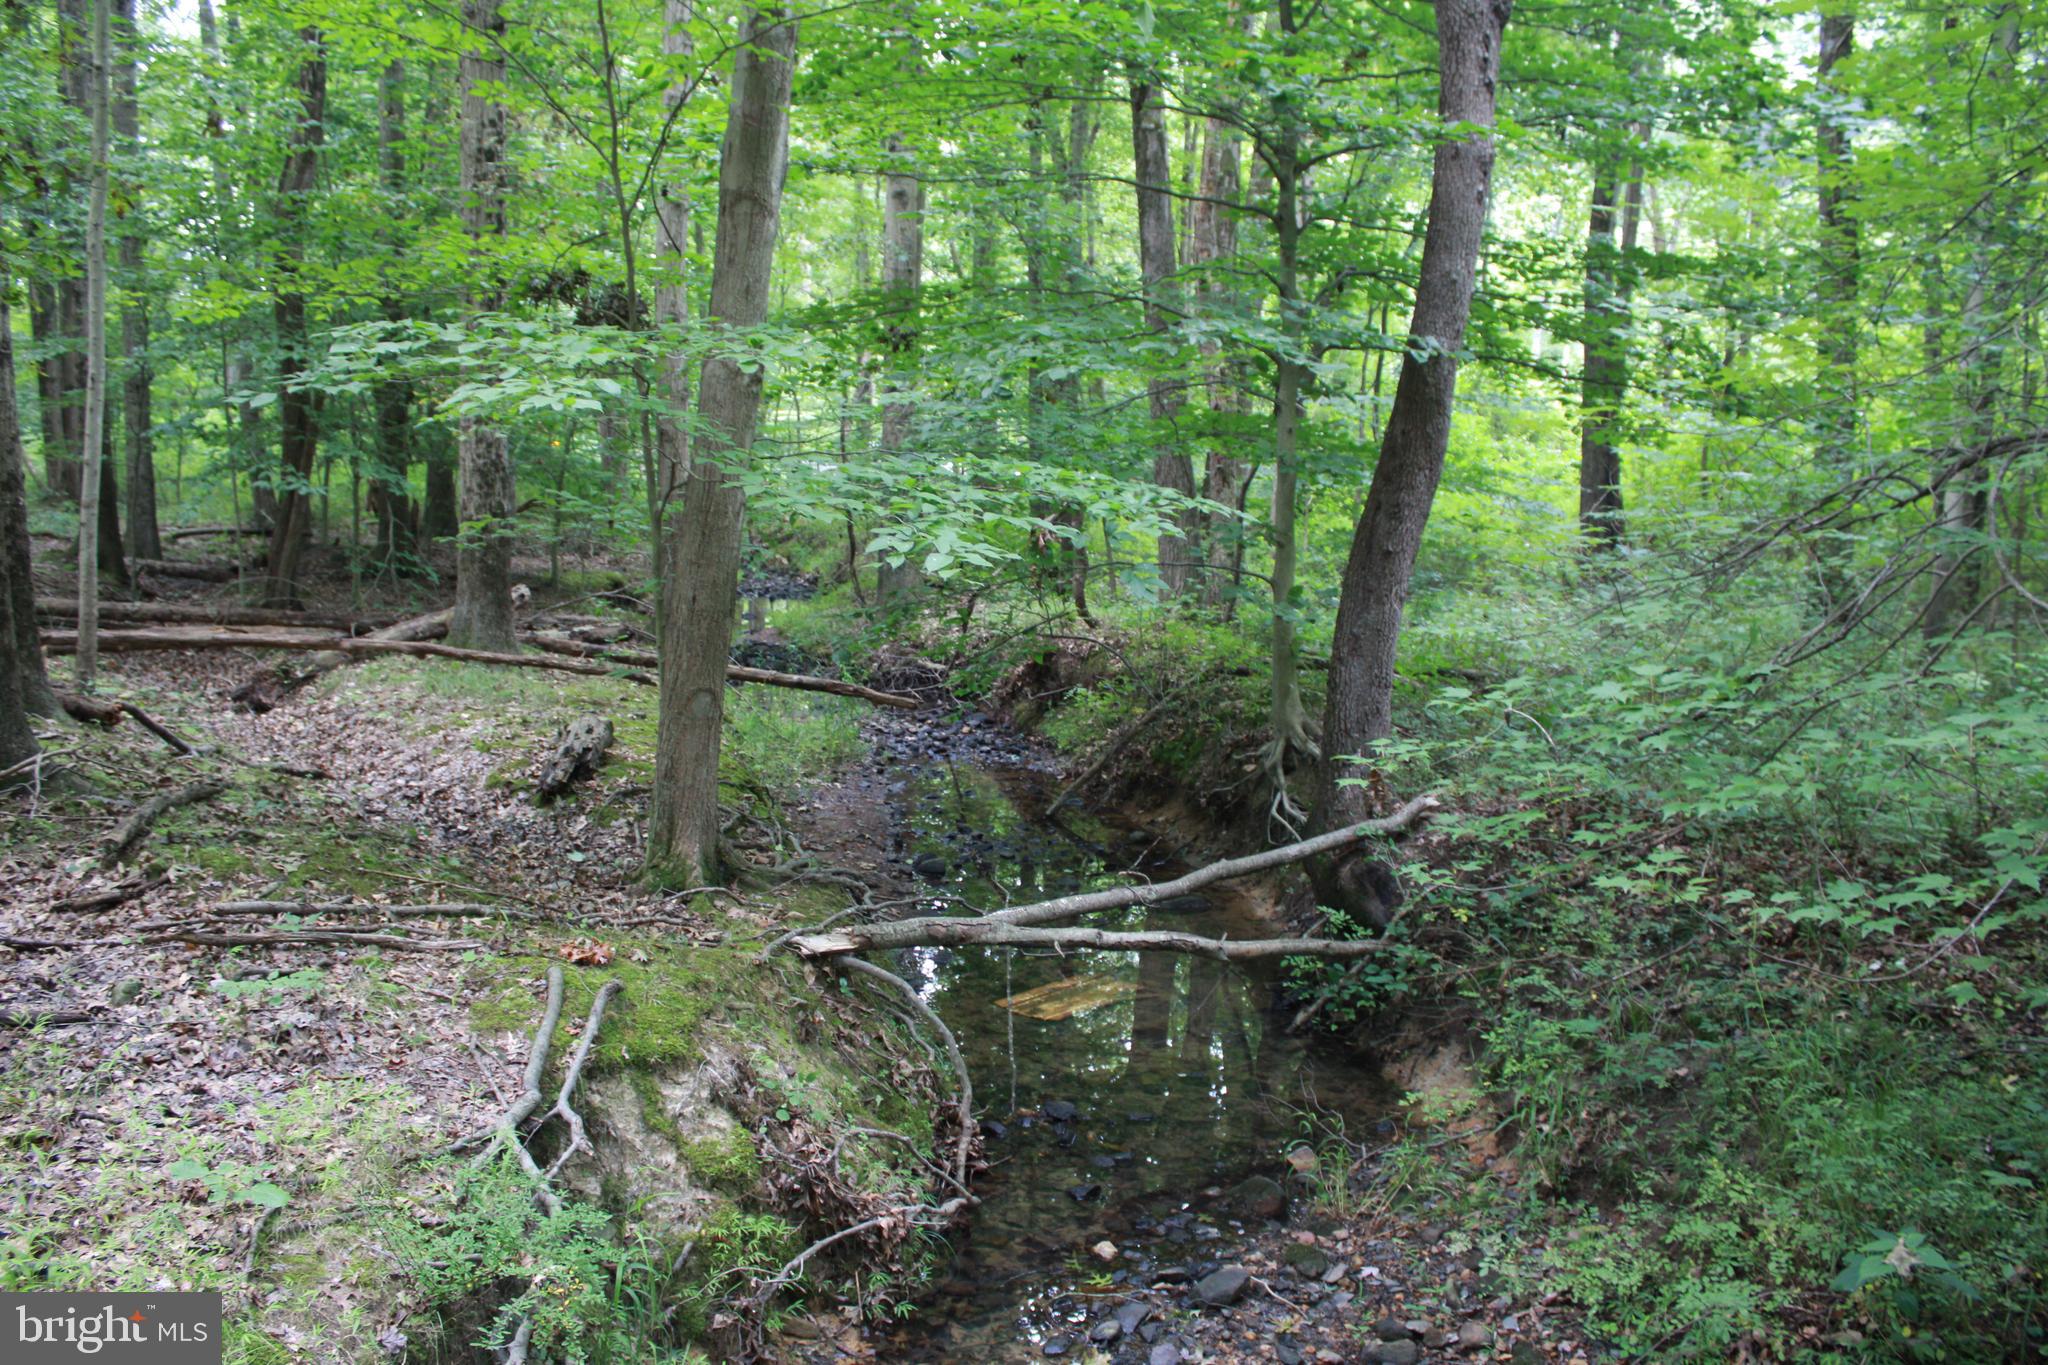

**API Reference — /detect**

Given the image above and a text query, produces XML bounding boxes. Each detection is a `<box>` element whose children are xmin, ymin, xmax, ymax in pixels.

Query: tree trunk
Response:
<box><xmin>1187</xmin><ymin>111</ymin><xmax>1249</xmax><ymax>611</ymax></box>
<box><xmin>875</xmin><ymin>133</ymin><xmax>924</xmax><ymax>604</ymax></box>
<box><xmin>646</xmin><ymin>5</ymin><xmax>798</xmax><ymax>887</ymax></box>
<box><xmin>74</xmin><ymin>0</ymin><xmax>113</xmax><ymax>692</ymax></box>
<box><xmin>1314</xmin><ymin>0</ymin><xmax>1511</xmax><ymax>922</ymax></box>
<box><xmin>259</xmin><ymin>29</ymin><xmax>326</xmax><ymax>607</ymax></box>
<box><xmin>1815</xmin><ymin>5</ymin><xmax>1858</xmax><ymax>432</ymax></box>
<box><xmin>42</xmin><ymin>0</ymin><xmax>89</xmax><ymax>503</ymax></box>
<box><xmin>448</xmin><ymin>0</ymin><xmax>517</xmax><ymax>652</ymax></box>
<box><xmin>1578</xmin><ymin>153</ymin><xmax>1639</xmax><ymax>545</ymax></box>
<box><xmin>1</xmin><ymin>299</ymin><xmax>56</xmax><ymax>717</ymax></box>
<box><xmin>1131</xmin><ymin>78</ymin><xmax>1193</xmax><ymax>597</ymax></box>
<box><xmin>371</xmin><ymin>59</ymin><xmax>416</xmax><ymax>563</ymax></box>
<box><xmin>651</xmin><ymin>0</ymin><xmax>695</xmax><ymax>556</ymax></box>
<box><xmin>113</xmin><ymin>0</ymin><xmax>157</xmax><ymax>561</ymax></box>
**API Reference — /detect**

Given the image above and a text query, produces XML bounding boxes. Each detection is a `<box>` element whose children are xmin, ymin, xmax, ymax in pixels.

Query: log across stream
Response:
<box><xmin>825</xmin><ymin>734</ymin><xmax>1398</xmax><ymax>1361</ymax></box>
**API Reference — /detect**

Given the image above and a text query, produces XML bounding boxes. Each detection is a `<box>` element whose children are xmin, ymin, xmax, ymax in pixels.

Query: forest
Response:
<box><xmin>1</xmin><ymin>0</ymin><xmax>2045</xmax><ymax>1359</ymax></box>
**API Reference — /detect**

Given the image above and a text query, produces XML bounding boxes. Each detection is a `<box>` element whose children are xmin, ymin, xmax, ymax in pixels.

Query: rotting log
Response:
<box><xmin>37</xmin><ymin>597</ymin><xmax>405</xmax><ymax>631</ymax></box>
<box><xmin>103</xmin><ymin>779</ymin><xmax>227</xmax><ymax>867</ymax></box>
<box><xmin>536</xmin><ymin>716</ymin><xmax>612</xmax><ymax>801</ymax></box>
<box><xmin>793</xmin><ymin>795</ymin><xmax>1440</xmax><ymax>958</ymax></box>
<box><xmin>48</xmin><ymin>869</ymin><xmax>170</xmax><ymax>913</ymax></box>
<box><xmin>57</xmin><ymin>690</ymin><xmax>125</xmax><ymax>726</ymax></box>
<box><xmin>131</xmin><ymin>557</ymin><xmax>254</xmax><ymax>582</ymax></box>
<box><xmin>40</xmin><ymin>623</ymin><xmax>924</xmax><ymax>709</ymax></box>
<box><xmin>162</xmin><ymin>524</ymin><xmax>268</xmax><ymax>541</ymax></box>
<box><xmin>525</xmin><ymin>631</ymin><xmax>922</xmax><ymax>708</ymax></box>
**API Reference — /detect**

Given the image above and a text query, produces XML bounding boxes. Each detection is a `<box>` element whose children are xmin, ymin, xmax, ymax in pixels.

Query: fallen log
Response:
<box><xmin>48</xmin><ymin>869</ymin><xmax>172</xmax><ymax>914</ymax></box>
<box><xmin>794</xmin><ymin>924</ymin><xmax>1397</xmax><ymax>961</ymax></box>
<box><xmin>525</xmin><ymin>632</ymin><xmax>922</xmax><ymax>709</ymax></box>
<box><xmin>57</xmin><ymin>690</ymin><xmax>125</xmax><ymax>726</ymax></box>
<box><xmin>796</xmin><ymin>795</ymin><xmax>1441</xmax><ymax>956</ymax></box>
<box><xmin>122</xmin><ymin>702</ymin><xmax>197</xmax><ymax>755</ymax></box>
<box><xmin>0</xmin><ymin>1006</ymin><xmax>99</xmax><ymax>1028</ymax></box>
<box><xmin>36</xmin><ymin>597</ymin><xmax>404</xmax><ymax>632</ymax></box>
<box><xmin>536</xmin><ymin>716</ymin><xmax>613</xmax><ymax>801</ymax></box>
<box><xmin>104</xmin><ymin>779</ymin><xmax>228</xmax><ymax>867</ymax></box>
<box><xmin>41</xmin><ymin>623</ymin><xmax>924</xmax><ymax>708</ymax></box>
<box><xmin>208</xmin><ymin>900</ymin><xmax>538</xmax><ymax>922</ymax></box>
<box><xmin>132</xmin><ymin>557</ymin><xmax>255</xmax><ymax>582</ymax></box>
<box><xmin>163</xmin><ymin>524</ymin><xmax>269</xmax><ymax>541</ymax></box>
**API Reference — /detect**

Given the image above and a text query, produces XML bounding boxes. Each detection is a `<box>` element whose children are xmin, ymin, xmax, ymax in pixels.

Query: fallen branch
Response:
<box><xmin>103</xmin><ymin>779</ymin><xmax>228</xmax><ymax>868</ymax></box>
<box><xmin>526</xmin><ymin>632</ymin><xmax>923</xmax><ymax>709</ymax></box>
<box><xmin>150</xmin><ymin>929</ymin><xmax>472</xmax><ymax>952</ymax></box>
<box><xmin>0</xmin><ymin>1006</ymin><xmax>100</xmax><ymax>1028</ymax></box>
<box><xmin>802</xmin><ymin>795</ymin><xmax>1439</xmax><ymax>954</ymax></box>
<box><xmin>796</xmin><ymin>923</ymin><xmax>1398</xmax><ymax>960</ymax></box>
<box><xmin>209</xmin><ymin>900</ymin><xmax>539</xmax><ymax>922</ymax></box>
<box><xmin>122</xmin><ymin>703</ymin><xmax>197</xmax><ymax>755</ymax></box>
<box><xmin>163</xmin><ymin>524</ymin><xmax>269</xmax><ymax>541</ymax></box>
<box><xmin>1051</xmin><ymin>689</ymin><xmax>1178</xmax><ymax>809</ymax></box>
<box><xmin>42</xmin><ymin>624</ymin><xmax>924</xmax><ymax>708</ymax></box>
<box><xmin>132</xmin><ymin>557</ymin><xmax>252</xmax><ymax>582</ymax></box>
<box><xmin>451</xmin><ymin>966</ymin><xmax>566</xmax><ymax>1157</ymax></box>
<box><xmin>48</xmin><ymin>869</ymin><xmax>171</xmax><ymax>914</ymax></box>
<box><xmin>56</xmin><ymin>691</ymin><xmax>125</xmax><ymax>726</ymax></box>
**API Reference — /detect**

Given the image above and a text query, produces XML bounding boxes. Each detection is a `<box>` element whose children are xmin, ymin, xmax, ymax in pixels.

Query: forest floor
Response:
<box><xmin>5</xmin><ymin>548</ymin><xmax>1613</xmax><ymax>1363</ymax></box>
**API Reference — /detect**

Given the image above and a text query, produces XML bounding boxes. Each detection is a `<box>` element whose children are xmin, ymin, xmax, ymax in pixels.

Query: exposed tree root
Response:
<box><xmin>540</xmin><ymin>979</ymin><xmax>623</xmax><ymax>1181</ymax></box>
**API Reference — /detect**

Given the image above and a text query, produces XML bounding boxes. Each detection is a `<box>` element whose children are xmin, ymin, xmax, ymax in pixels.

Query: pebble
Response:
<box><xmin>1458</xmin><ymin>1321</ymin><xmax>1495</xmax><ymax>1351</ymax></box>
<box><xmin>1148</xmin><ymin>1345</ymin><xmax>1181</xmax><ymax>1365</ymax></box>
<box><xmin>1088</xmin><ymin>1319</ymin><xmax>1121</xmax><ymax>1345</ymax></box>
<box><xmin>1321</xmin><ymin>1262</ymin><xmax>1348</xmax><ymax>1284</ymax></box>
<box><xmin>1374</xmin><ymin>1318</ymin><xmax>1413</xmax><ymax>1342</ymax></box>
<box><xmin>1361</xmin><ymin>1343</ymin><xmax>1420</xmax><ymax>1365</ymax></box>
<box><xmin>1114</xmin><ymin>1302</ymin><xmax>1152</xmax><ymax>1333</ymax></box>
<box><xmin>1092</xmin><ymin>1241</ymin><xmax>1118</xmax><ymax>1262</ymax></box>
<box><xmin>1192</xmin><ymin>1265</ymin><xmax>1250</xmax><ymax>1307</ymax></box>
<box><xmin>1044</xmin><ymin>1100</ymin><xmax>1080</xmax><ymax>1122</ymax></box>
<box><xmin>1068</xmin><ymin>1183</ymin><xmax>1103</xmax><ymax>1203</ymax></box>
<box><xmin>1041</xmin><ymin>1335</ymin><xmax>1071</xmax><ymax>1357</ymax></box>
<box><xmin>1275</xmin><ymin>1342</ymin><xmax>1303</xmax><ymax>1365</ymax></box>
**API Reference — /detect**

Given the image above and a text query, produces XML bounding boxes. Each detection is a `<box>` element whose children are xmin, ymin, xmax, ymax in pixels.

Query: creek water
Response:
<box><xmin>862</xmin><ymin>751</ymin><xmax>1395</xmax><ymax>1361</ymax></box>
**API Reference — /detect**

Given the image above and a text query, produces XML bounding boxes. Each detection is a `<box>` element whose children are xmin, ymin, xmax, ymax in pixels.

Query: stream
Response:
<box><xmin>850</xmin><ymin>727</ymin><xmax>1398</xmax><ymax>1361</ymax></box>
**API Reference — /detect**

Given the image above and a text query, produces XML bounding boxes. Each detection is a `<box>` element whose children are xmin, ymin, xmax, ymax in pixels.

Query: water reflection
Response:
<box><xmin>875</xmin><ymin>761</ymin><xmax>1390</xmax><ymax>1359</ymax></box>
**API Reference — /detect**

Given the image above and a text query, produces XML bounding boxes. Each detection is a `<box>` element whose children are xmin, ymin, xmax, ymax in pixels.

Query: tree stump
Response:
<box><xmin>536</xmin><ymin>716</ymin><xmax>612</xmax><ymax>802</ymax></box>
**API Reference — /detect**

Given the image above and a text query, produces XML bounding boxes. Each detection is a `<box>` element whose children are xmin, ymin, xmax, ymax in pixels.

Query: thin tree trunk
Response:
<box><xmin>646</xmin><ymin>5</ymin><xmax>798</xmax><ymax>886</ymax></box>
<box><xmin>448</xmin><ymin>0</ymin><xmax>517</xmax><ymax>651</ymax></box>
<box><xmin>371</xmin><ymin>59</ymin><xmax>416</xmax><ymax>563</ymax></box>
<box><xmin>1</xmin><ymin>298</ymin><xmax>56</xmax><ymax>717</ymax></box>
<box><xmin>75</xmin><ymin>0</ymin><xmax>113</xmax><ymax>691</ymax></box>
<box><xmin>113</xmin><ymin>0</ymin><xmax>156</xmax><ymax>560</ymax></box>
<box><xmin>875</xmin><ymin>132</ymin><xmax>924</xmax><ymax>604</ymax></box>
<box><xmin>1314</xmin><ymin>0</ymin><xmax>1511</xmax><ymax>920</ymax></box>
<box><xmin>1131</xmin><ymin>77</ymin><xmax>1193</xmax><ymax>597</ymax></box>
<box><xmin>1815</xmin><ymin>6</ymin><xmax>1858</xmax><ymax>458</ymax></box>
<box><xmin>1577</xmin><ymin>154</ymin><xmax>1635</xmax><ymax>545</ymax></box>
<box><xmin>1187</xmin><ymin>111</ymin><xmax>1249</xmax><ymax>611</ymax></box>
<box><xmin>651</xmin><ymin>0</ymin><xmax>694</xmax><ymax>552</ymax></box>
<box><xmin>259</xmin><ymin>29</ymin><xmax>325</xmax><ymax>607</ymax></box>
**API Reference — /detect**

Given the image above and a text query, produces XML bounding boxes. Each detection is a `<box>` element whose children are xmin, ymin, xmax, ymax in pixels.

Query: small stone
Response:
<box><xmin>1045</xmin><ymin>1100</ymin><xmax>1080</xmax><ymax>1122</ymax></box>
<box><xmin>1374</xmin><ymin>1318</ymin><xmax>1413</xmax><ymax>1342</ymax></box>
<box><xmin>1091</xmin><ymin>1155</ymin><xmax>1119</xmax><ymax>1169</ymax></box>
<box><xmin>1321</xmin><ymin>1262</ymin><xmax>1348</xmax><ymax>1284</ymax></box>
<box><xmin>1418</xmin><ymin>1224</ymin><xmax>1445</xmax><ymax>1245</ymax></box>
<box><xmin>1227</xmin><ymin>1174</ymin><xmax>1287</xmax><ymax>1220</ymax></box>
<box><xmin>1362</xmin><ymin>1343</ymin><xmax>1420</xmax><ymax>1365</ymax></box>
<box><xmin>1325</xmin><ymin>1290</ymin><xmax>1353</xmax><ymax>1311</ymax></box>
<box><xmin>911</xmin><ymin>852</ymin><xmax>949</xmax><ymax>879</ymax></box>
<box><xmin>1509</xmin><ymin>1344</ymin><xmax>1546</xmax><ymax>1365</ymax></box>
<box><xmin>979</xmin><ymin>1119</ymin><xmax>1008</xmax><ymax>1141</ymax></box>
<box><xmin>109</xmin><ymin>979</ymin><xmax>142</xmax><ymax>1006</ymax></box>
<box><xmin>1192</xmin><ymin>1265</ymin><xmax>1250</xmax><ymax>1307</ymax></box>
<box><xmin>1114</xmin><ymin>1302</ymin><xmax>1152</xmax><ymax>1333</ymax></box>
<box><xmin>1148</xmin><ymin>1346</ymin><xmax>1181</xmax><ymax>1365</ymax></box>
<box><xmin>1069</xmin><ymin>1183</ymin><xmax>1103</xmax><ymax>1202</ymax></box>
<box><xmin>1457</xmin><ymin>1321</ymin><xmax>1494</xmax><ymax>1351</ymax></box>
<box><xmin>1089</xmin><ymin>1319</ymin><xmax>1122</xmax><ymax>1345</ymax></box>
<box><xmin>1127</xmin><ymin>1110</ymin><xmax>1157</xmax><ymax>1123</ymax></box>
<box><xmin>1423</xmin><ymin>1327</ymin><xmax>1452</xmax><ymax>1348</ymax></box>
<box><xmin>1275</xmin><ymin>1342</ymin><xmax>1304</xmax><ymax>1365</ymax></box>
<box><xmin>1152</xmin><ymin>1265</ymin><xmax>1190</xmax><ymax>1284</ymax></box>
<box><xmin>1041</xmin><ymin>1334</ymin><xmax>1071</xmax><ymax>1357</ymax></box>
<box><xmin>1139</xmin><ymin>1321</ymin><xmax>1166</xmax><ymax>1343</ymax></box>
<box><xmin>1092</xmin><ymin>1240</ymin><xmax>1119</xmax><ymax>1262</ymax></box>
<box><xmin>1281</xmin><ymin>1243</ymin><xmax>1329</xmax><ymax>1278</ymax></box>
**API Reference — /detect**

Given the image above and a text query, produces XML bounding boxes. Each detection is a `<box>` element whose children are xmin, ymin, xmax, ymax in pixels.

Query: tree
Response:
<box><xmin>74</xmin><ymin>0</ymin><xmax>111</xmax><ymax>692</ymax></box>
<box><xmin>370</xmin><ymin>57</ymin><xmax>417</xmax><ymax>564</ymax></box>
<box><xmin>646</xmin><ymin>4</ymin><xmax>798</xmax><ymax>886</ymax></box>
<box><xmin>650</xmin><ymin>0</ymin><xmax>694</xmax><ymax>562</ymax></box>
<box><xmin>1130</xmin><ymin>76</ymin><xmax>1193</xmax><ymax>597</ymax></box>
<box><xmin>257</xmin><ymin>27</ymin><xmax>325</xmax><ymax>608</ymax></box>
<box><xmin>113</xmin><ymin>0</ymin><xmax>155</xmax><ymax>560</ymax></box>
<box><xmin>0</xmin><ymin>296</ymin><xmax>56</xmax><ymax>717</ymax></box>
<box><xmin>447</xmin><ymin>0</ymin><xmax>517</xmax><ymax>652</ymax></box>
<box><xmin>874</xmin><ymin>131</ymin><xmax>924</xmax><ymax>605</ymax></box>
<box><xmin>1578</xmin><ymin>146</ymin><xmax>1642</xmax><ymax>545</ymax></box>
<box><xmin>1314</xmin><ymin>0</ymin><xmax>1512</xmax><ymax>923</ymax></box>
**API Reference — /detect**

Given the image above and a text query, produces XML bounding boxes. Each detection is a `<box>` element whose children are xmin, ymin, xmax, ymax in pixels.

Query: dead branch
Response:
<box><xmin>0</xmin><ymin>1006</ymin><xmax>100</xmax><ymax>1027</ymax></box>
<box><xmin>48</xmin><ymin>869</ymin><xmax>171</xmax><ymax>914</ymax></box>
<box><xmin>150</xmin><ymin>929</ymin><xmax>472</xmax><ymax>952</ymax></box>
<box><xmin>56</xmin><ymin>691</ymin><xmax>125</xmax><ymax>726</ymax></box>
<box><xmin>526</xmin><ymin>632</ymin><xmax>923</xmax><ymax>708</ymax></box>
<box><xmin>131</xmin><ymin>557</ymin><xmax>254</xmax><ymax>582</ymax></box>
<box><xmin>103</xmin><ymin>779</ymin><xmax>228</xmax><ymax>868</ymax></box>
<box><xmin>1051</xmin><ymin>689</ymin><xmax>1179</xmax><ymax>809</ymax></box>
<box><xmin>36</xmin><ymin>597</ymin><xmax>403</xmax><ymax>632</ymax></box>
<box><xmin>124</xmin><ymin>702</ymin><xmax>198</xmax><ymax>754</ymax></box>
<box><xmin>798</xmin><ymin>923</ymin><xmax>1398</xmax><ymax>960</ymax></box>
<box><xmin>451</xmin><ymin>964</ymin><xmax>566</xmax><ymax>1157</ymax></box>
<box><xmin>163</xmin><ymin>524</ymin><xmax>270</xmax><ymax>541</ymax></box>
<box><xmin>208</xmin><ymin>900</ymin><xmax>539</xmax><ymax>922</ymax></box>
<box><xmin>812</xmin><ymin>795</ymin><xmax>1439</xmax><ymax>953</ymax></box>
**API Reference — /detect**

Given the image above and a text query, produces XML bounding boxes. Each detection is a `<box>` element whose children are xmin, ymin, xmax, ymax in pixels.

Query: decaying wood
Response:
<box><xmin>37</xmin><ymin>596</ymin><xmax>402</xmax><ymax>631</ymax></box>
<box><xmin>796</xmin><ymin>795</ymin><xmax>1440</xmax><ymax>958</ymax></box>
<box><xmin>48</xmin><ymin>869</ymin><xmax>170</xmax><ymax>913</ymax></box>
<box><xmin>162</xmin><ymin>524</ymin><xmax>268</xmax><ymax>541</ymax></box>
<box><xmin>151</xmin><ymin>928</ymin><xmax>472</xmax><ymax>951</ymax></box>
<box><xmin>57</xmin><ymin>690</ymin><xmax>125</xmax><ymax>726</ymax></box>
<box><xmin>131</xmin><ymin>557</ymin><xmax>252</xmax><ymax>582</ymax></box>
<box><xmin>103</xmin><ymin>779</ymin><xmax>228</xmax><ymax>867</ymax></box>
<box><xmin>0</xmin><ymin>1006</ymin><xmax>100</xmax><ymax>1028</ymax></box>
<box><xmin>121</xmin><ymin>702</ymin><xmax>196</xmax><ymax>755</ymax></box>
<box><xmin>1050</xmin><ymin>689</ymin><xmax>1177</xmax><ymax>808</ymax></box>
<box><xmin>210</xmin><ymin>899</ymin><xmax>535</xmax><ymax>920</ymax></box>
<box><xmin>536</xmin><ymin>716</ymin><xmax>612</xmax><ymax>800</ymax></box>
<box><xmin>42</xmin><ymin>623</ymin><xmax>924</xmax><ymax>708</ymax></box>
<box><xmin>526</xmin><ymin>631</ymin><xmax>923</xmax><ymax>708</ymax></box>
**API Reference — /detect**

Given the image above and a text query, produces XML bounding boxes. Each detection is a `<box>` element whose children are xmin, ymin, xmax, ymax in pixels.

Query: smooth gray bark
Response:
<box><xmin>75</xmin><ymin>0</ymin><xmax>113</xmax><ymax>691</ymax></box>
<box><xmin>874</xmin><ymin>133</ymin><xmax>924</xmax><ymax>604</ymax></box>
<box><xmin>1131</xmin><ymin>78</ymin><xmax>1193</xmax><ymax>597</ymax></box>
<box><xmin>113</xmin><ymin>0</ymin><xmax>156</xmax><ymax>561</ymax></box>
<box><xmin>652</xmin><ymin>0</ymin><xmax>694</xmax><ymax>539</ymax></box>
<box><xmin>647</xmin><ymin>5</ymin><xmax>798</xmax><ymax>886</ymax></box>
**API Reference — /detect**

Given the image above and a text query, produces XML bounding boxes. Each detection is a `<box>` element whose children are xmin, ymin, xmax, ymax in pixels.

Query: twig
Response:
<box><xmin>47</xmin><ymin>869</ymin><xmax>170</xmax><ymax>914</ymax></box>
<box><xmin>450</xmin><ymin>966</ymin><xmax>566</xmax><ymax>1156</ymax></box>
<box><xmin>103</xmin><ymin>779</ymin><xmax>227</xmax><ymax>868</ymax></box>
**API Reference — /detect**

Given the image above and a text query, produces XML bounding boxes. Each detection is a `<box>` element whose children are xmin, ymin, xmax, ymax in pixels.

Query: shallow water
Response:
<box><xmin>869</xmin><ymin>757</ymin><xmax>1394</xmax><ymax>1360</ymax></box>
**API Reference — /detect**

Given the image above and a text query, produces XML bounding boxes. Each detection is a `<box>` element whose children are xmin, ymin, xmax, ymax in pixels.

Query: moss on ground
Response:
<box><xmin>679</xmin><ymin>1128</ymin><xmax>764</xmax><ymax>1197</ymax></box>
